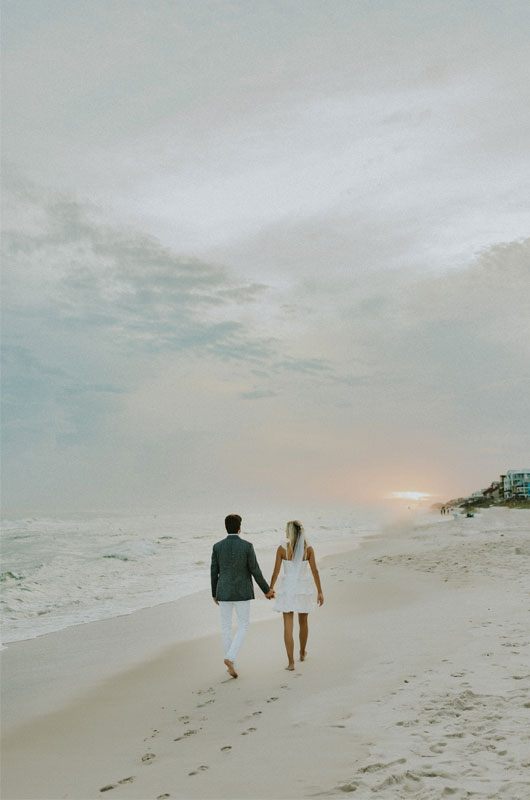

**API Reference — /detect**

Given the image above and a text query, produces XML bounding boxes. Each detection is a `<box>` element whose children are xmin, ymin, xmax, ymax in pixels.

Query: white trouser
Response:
<box><xmin>219</xmin><ymin>600</ymin><xmax>250</xmax><ymax>665</ymax></box>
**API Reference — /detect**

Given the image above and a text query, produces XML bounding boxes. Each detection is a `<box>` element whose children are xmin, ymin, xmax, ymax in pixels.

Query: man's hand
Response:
<box><xmin>265</xmin><ymin>589</ymin><xmax>275</xmax><ymax>599</ymax></box>
<box><xmin>213</xmin><ymin>598</ymin><xmax>219</xmax><ymax>605</ymax></box>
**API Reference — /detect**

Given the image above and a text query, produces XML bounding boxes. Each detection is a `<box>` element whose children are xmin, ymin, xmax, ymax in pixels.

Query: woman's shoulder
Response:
<box><xmin>277</xmin><ymin>543</ymin><xmax>287</xmax><ymax>556</ymax></box>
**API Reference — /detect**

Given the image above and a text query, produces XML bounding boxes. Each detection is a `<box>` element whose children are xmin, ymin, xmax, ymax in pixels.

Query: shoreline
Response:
<box><xmin>1</xmin><ymin>525</ymin><xmax>372</xmax><ymax>648</ymax></box>
<box><xmin>2</xmin><ymin>508</ymin><xmax>529</xmax><ymax>799</ymax></box>
<box><xmin>0</xmin><ymin>534</ymin><xmax>371</xmax><ymax>735</ymax></box>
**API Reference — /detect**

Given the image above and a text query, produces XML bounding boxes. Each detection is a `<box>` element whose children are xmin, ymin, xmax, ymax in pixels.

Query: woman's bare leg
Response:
<box><xmin>298</xmin><ymin>613</ymin><xmax>308</xmax><ymax>660</ymax></box>
<box><xmin>283</xmin><ymin>612</ymin><xmax>295</xmax><ymax>669</ymax></box>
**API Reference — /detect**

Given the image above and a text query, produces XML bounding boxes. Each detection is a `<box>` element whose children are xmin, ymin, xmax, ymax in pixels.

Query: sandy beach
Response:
<box><xmin>2</xmin><ymin>508</ymin><xmax>529</xmax><ymax>800</ymax></box>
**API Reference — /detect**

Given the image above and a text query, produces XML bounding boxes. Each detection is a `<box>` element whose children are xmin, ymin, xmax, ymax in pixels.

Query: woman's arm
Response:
<box><xmin>308</xmin><ymin>547</ymin><xmax>324</xmax><ymax>606</ymax></box>
<box><xmin>269</xmin><ymin>546</ymin><xmax>285</xmax><ymax>590</ymax></box>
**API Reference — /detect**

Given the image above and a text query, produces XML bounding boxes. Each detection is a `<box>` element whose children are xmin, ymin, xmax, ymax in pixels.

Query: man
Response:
<box><xmin>211</xmin><ymin>513</ymin><xmax>274</xmax><ymax>678</ymax></box>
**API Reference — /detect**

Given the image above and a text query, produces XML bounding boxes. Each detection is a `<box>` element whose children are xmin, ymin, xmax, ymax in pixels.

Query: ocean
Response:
<box><xmin>1</xmin><ymin>507</ymin><xmax>382</xmax><ymax>645</ymax></box>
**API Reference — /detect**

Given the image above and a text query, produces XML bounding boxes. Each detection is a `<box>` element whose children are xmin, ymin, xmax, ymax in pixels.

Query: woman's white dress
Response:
<box><xmin>274</xmin><ymin>552</ymin><xmax>314</xmax><ymax>614</ymax></box>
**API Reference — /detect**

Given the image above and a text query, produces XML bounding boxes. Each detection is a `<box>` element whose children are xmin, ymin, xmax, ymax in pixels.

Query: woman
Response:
<box><xmin>269</xmin><ymin>520</ymin><xmax>324</xmax><ymax>670</ymax></box>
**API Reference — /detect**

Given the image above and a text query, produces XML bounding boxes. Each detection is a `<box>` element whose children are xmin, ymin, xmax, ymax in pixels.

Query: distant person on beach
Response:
<box><xmin>269</xmin><ymin>520</ymin><xmax>324</xmax><ymax>671</ymax></box>
<box><xmin>211</xmin><ymin>513</ymin><xmax>274</xmax><ymax>678</ymax></box>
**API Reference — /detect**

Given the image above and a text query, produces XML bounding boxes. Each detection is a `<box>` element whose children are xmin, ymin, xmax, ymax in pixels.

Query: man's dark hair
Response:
<box><xmin>225</xmin><ymin>513</ymin><xmax>242</xmax><ymax>534</ymax></box>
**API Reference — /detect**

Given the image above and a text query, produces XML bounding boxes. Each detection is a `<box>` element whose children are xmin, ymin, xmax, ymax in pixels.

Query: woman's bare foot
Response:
<box><xmin>224</xmin><ymin>658</ymin><xmax>238</xmax><ymax>678</ymax></box>
<box><xmin>285</xmin><ymin>662</ymin><xmax>295</xmax><ymax>671</ymax></box>
<box><xmin>300</xmin><ymin>651</ymin><xmax>307</xmax><ymax>661</ymax></box>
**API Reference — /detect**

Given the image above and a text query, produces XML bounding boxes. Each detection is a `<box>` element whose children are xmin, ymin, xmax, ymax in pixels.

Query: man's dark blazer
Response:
<box><xmin>211</xmin><ymin>534</ymin><xmax>270</xmax><ymax>601</ymax></box>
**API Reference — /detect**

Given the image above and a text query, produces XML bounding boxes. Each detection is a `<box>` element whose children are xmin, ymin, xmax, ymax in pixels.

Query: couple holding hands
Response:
<box><xmin>210</xmin><ymin>514</ymin><xmax>324</xmax><ymax>677</ymax></box>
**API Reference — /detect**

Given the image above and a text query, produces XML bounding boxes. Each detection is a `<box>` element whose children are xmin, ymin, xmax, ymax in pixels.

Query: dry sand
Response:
<box><xmin>2</xmin><ymin>508</ymin><xmax>529</xmax><ymax>800</ymax></box>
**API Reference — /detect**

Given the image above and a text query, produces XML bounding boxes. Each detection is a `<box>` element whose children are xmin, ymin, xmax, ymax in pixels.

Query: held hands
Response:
<box><xmin>213</xmin><ymin>594</ymin><xmax>274</xmax><ymax>602</ymax></box>
<box><xmin>317</xmin><ymin>592</ymin><xmax>324</xmax><ymax>607</ymax></box>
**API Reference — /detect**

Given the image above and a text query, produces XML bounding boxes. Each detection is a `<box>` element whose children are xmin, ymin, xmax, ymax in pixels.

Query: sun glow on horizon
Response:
<box><xmin>388</xmin><ymin>491</ymin><xmax>432</xmax><ymax>502</ymax></box>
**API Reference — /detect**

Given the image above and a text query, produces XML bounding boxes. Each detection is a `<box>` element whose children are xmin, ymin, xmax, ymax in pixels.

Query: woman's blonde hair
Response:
<box><xmin>285</xmin><ymin>520</ymin><xmax>307</xmax><ymax>559</ymax></box>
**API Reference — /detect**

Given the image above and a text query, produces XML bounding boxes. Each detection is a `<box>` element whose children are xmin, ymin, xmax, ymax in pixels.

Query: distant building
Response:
<box><xmin>503</xmin><ymin>470</ymin><xmax>530</xmax><ymax>499</ymax></box>
<box><xmin>483</xmin><ymin>481</ymin><xmax>502</xmax><ymax>502</ymax></box>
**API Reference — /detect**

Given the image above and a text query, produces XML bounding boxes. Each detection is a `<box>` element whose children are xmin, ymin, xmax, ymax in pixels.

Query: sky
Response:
<box><xmin>2</xmin><ymin>0</ymin><xmax>529</xmax><ymax>514</ymax></box>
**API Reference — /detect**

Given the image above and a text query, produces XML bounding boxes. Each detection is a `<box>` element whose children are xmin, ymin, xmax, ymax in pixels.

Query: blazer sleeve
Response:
<box><xmin>211</xmin><ymin>545</ymin><xmax>219</xmax><ymax>598</ymax></box>
<box><xmin>247</xmin><ymin>543</ymin><xmax>270</xmax><ymax>595</ymax></box>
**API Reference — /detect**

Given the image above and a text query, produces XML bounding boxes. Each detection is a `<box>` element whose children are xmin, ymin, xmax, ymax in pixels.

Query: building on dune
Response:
<box><xmin>502</xmin><ymin>470</ymin><xmax>530</xmax><ymax>499</ymax></box>
<box><xmin>483</xmin><ymin>481</ymin><xmax>503</xmax><ymax>503</ymax></box>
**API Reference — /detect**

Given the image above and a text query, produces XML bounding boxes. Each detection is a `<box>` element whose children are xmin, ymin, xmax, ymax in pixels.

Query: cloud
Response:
<box><xmin>2</xmin><ymin>0</ymin><xmax>529</xmax><ymax>510</ymax></box>
<box><xmin>1</xmin><ymin>343</ymin><xmax>125</xmax><ymax>453</ymax></box>
<box><xmin>239</xmin><ymin>389</ymin><xmax>278</xmax><ymax>400</ymax></box>
<box><xmin>2</xmin><ymin>177</ymin><xmax>529</xmax><ymax>510</ymax></box>
<box><xmin>2</xmin><ymin>177</ymin><xmax>273</xmax><ymax>363</ymax></box>
<box><xmin>275</xmin><ymin>357</ymin><xmax>332</xmax><ymax>376</ymax></box>
<box><xmin>1</xmin><ymin>178</ymin><xmax>283</xmax><ymax>506</ymax></box>
<box><xmin>2</xmin><ymin>178</ymin><xmax>371</xmax><ymax>509</ymax></box>
<box><xmin>4</xmin><ymin>0</ymin><xmax>529</xmax><ymax>261</ymax></box>
<box><xmin>227</xmin><ymin>237</ymin><xmax>530</xmax><ymax>504</ymax></box>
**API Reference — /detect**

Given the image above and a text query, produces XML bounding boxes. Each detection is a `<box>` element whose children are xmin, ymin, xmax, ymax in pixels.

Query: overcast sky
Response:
<box><xmin>2</xmin><ymin>0</ymin><xmax>529</xmax><ymax>514</ymax></box>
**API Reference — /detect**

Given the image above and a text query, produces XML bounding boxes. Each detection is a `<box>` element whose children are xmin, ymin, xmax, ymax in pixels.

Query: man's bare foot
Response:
<box><xmin>300</xmin><ymin>651</ymin><xmax>307</xmax><ymax>661</ymax></box>
<box><xmin>285</xmin><ymin>663</ymin><xmax>295</xmax><ymax>671</ymax></box>
<box><xmin>224</xmin><ymin>658</ymin><xmax>238</xmax><ymax>678</ymax></box>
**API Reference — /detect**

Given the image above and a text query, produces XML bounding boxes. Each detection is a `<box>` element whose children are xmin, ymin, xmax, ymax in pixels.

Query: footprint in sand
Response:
<box><xmin>157</xmin><ymin>794</ymin><xmax>170</xmax><ymax>799</ymax></box>
<box><xmin>100</xmin><ymin>777</ymin><xmax>135</xmax><ymax>792</ymax></box>
<box><xmin>174</xmin><ymin>729</ymin><xmax>200</xmax><ymax>741</ymax></box>
<box><xmin>241</xmin><ymin>727</ymin><xmax>257</xmax><ymax>735</ymax></box>
<box><xmin>429</xmin><ymin>742</ymin><xmax>448</xmax><ymax>754</ymax></box>
<box><xmin>266</xmin><ymin>697</ymin><xmax>279</xmax><ymax>703</ymax></box>
<box><xmin>178</xmin><ymin>715</ymin><xmax>190</xmax><ymax>723</ymax></box>
<box><xmin>337</xmin><ymin>783</ymin><xmax>359</xmax><ymax>793</ymax></box>
<box><xmin>188</xmin><ymin>766</ymin><xmax>209</xmax><ymax>776</ymax></box>
<box><xmin>358</xmin><ymin>758</ymin><xmax>406</xmax><ymax>773</ymax></box>
<box><xmin>141</xmin><ymin>753</ymin><xmax>156</xmax><ymax>763</ymax></box>
<box><xmin>221</xmin><ymin>746</ymin><xmax>232</xmax><ymax>752</ymax></box>
<box><xmin>197</xmin><ymin>698</ymin><xmax>215</xmax><ymax>708</ymax></box>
